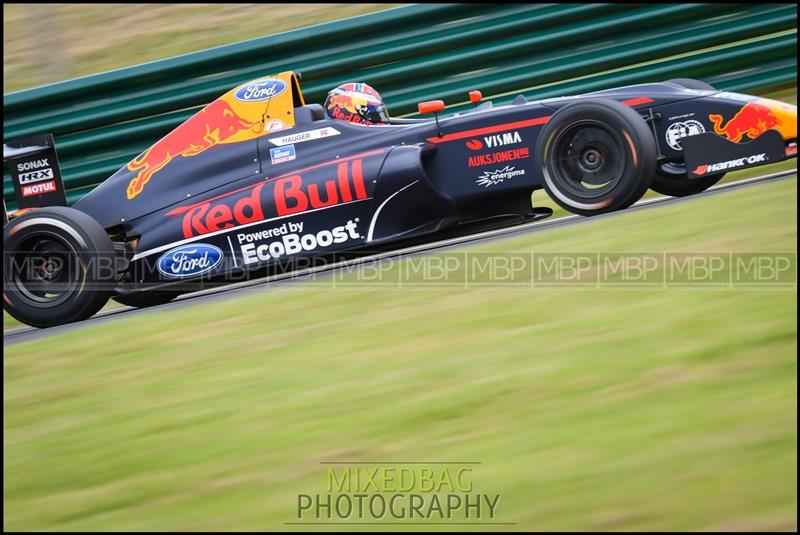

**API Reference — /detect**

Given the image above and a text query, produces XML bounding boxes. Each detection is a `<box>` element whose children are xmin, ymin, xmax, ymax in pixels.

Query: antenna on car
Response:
<box><xmin>417</xmin><ymin>100</ymin><xmax>446</xmax><ymax>137</ymax></box>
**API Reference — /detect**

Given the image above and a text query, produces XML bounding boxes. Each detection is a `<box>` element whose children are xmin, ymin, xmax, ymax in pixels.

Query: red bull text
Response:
<box><xmin>166</xmin><ymin>158</ymin><xmax>370</xmax><ymax>239</ymax></box>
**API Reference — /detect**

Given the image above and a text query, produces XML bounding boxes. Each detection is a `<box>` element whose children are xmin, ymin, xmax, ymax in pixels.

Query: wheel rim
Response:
<box><xmin>548</xmin><ymin>120</ymin><xmax>627</xmax><ymax>199</ymax></box>
<box><xmin>7</xmin><ymin>231</ymin><xmax>81</xmax><ymax>306</ymax></box>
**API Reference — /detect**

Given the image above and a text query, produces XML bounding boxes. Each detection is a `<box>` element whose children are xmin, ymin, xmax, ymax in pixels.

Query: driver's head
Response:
<box><xmin>324</xmin><ymin>82</ymin><xmax>389</xmax><ymax>125</ymax></box>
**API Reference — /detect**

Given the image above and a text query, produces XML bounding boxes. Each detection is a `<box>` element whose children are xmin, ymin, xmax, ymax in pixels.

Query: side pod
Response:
<box><xmin>366</xmin><ymin>144</ymin><xmax>458</xmax><ymax>244</ymax></box>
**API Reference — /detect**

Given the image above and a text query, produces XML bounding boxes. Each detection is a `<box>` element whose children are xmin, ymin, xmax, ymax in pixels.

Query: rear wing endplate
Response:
<box><xmin>3</xmin><ymin>133</ymin><xmax>67</xmax><ymax>224</ymax></box>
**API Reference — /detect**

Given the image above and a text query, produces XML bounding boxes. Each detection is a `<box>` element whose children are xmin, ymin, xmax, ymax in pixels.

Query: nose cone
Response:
<box><xmin>757</xmin><ymin>97</ymin><xmax>797</xmax><ymax>141</ymax></box>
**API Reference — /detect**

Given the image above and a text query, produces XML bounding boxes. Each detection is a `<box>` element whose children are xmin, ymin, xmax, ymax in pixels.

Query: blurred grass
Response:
<box><xmin>2</xmin><ymin>3</ymin><xmax>401</xmax><ymax>93</ymax></box>
<box><xmin>4</xmin><ymin>177</ymin><xmax>796</xmax><ymax>531</ymax></box>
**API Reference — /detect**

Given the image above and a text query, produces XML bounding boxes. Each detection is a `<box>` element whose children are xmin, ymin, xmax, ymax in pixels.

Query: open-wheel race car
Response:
<box><xmin>3</xmin><ymin>71</ymin><xmax>797</xmax><ymax>327</ymax></box>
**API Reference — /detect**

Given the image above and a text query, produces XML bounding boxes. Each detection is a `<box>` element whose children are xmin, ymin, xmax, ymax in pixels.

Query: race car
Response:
<box><xmin>3</xmin><ymin>71</ymin><xmax>797</xmax><ymax>327</ymax></box>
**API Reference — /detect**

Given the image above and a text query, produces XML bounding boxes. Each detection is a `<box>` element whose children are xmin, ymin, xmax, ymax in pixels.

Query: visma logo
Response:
<box><xmin>234</xmin><ymin>79</ymin><xmax>287</xmax><ymax>102</ymax></box>
<box><xmin>158</xmin><ymin>244</ymin><xmax>223</xmax><ymax>278</ymax></box>
<box><xmin>466</xmin><ymin>131</ymin><xmax>523</xmax><ymax>151</ymax></box>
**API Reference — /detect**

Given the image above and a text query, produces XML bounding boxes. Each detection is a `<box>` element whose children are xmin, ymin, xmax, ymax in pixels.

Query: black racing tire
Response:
<box><xmin>535</xmin><ymin>98</ymin><xmax>657</xmax><ymax>216</ymax></box>
<box><xmin>654</xmin><ymin>79</ymin><xmax>722</xmax><ymax>197</ymax></box>
<box><xmin>664</xmin><ymin>78</ymin><xmax>716</xmax><ymax>91</ymax></box>
<box><xmin>113</xmin><ymin>291</ymin><xmax>181</xmax><ymax>308</ymax></box>
<box><xmin>651</xmin><ymin>162</ymin><xmax>725</xmax><ymax>197</ymax></box>
<box><xmin>3</xmin><ymin>206</ymin><xmax>117</xmax><ymax>328</ymax></box>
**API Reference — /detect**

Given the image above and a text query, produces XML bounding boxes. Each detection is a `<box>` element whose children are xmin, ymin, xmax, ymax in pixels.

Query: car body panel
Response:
<box><xmin>63</xmin><ymin>72</ymin><xmax>795</xmax><ymax>290</ymax></box>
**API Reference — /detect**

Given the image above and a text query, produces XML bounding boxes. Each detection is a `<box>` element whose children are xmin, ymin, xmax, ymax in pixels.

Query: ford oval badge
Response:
<box><xmin>234</xmin><ymin>79</ymin><xmax>287</xmax><ymax>102</ymax></box>
<box><xmin>157</xmin><ymin>244</ymin><xmax>223</xmax><ymax>278</ymax></box>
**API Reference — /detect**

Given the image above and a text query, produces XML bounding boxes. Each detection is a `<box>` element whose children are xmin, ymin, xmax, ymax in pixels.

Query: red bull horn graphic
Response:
<box><xmin>708</xmin><ymin>102</ymin><xmax>782</xmax><ymax>144</ymax></box>
<box><xmin>126</xmin><ymin>100</ymin><xmax>256</xmax><ymax>200</ymax></box>
<box><xmin>328</xmin><ymin>94</ymin><xmax>354</xmax><ymax>111</ymax></box>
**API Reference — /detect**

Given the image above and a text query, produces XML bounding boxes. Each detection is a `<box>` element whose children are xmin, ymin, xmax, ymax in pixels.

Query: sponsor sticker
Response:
<box><xmin>665</xmin><ymin>120</ymin><xmax>705</xmax><ymax>151</ymax></box>
<box><xmin>709</xmin><ymin>103</ymin><xmax>782</xmax><ymax>143</ymax></box>
<box><xmin>468</xmin><ymin>147</ymin><xmax>530</xmax><ymax>168</ymax></box>
<box><xmin>157</xmin><ymin>243</ymin><xmax>223</xmax><ymax>278</ymax></box>
<box><xmin>18</xmin><ymin>167</ymin><xmax>54</xmax><ymax>185</ymax></box>
<box><xmin>475</xmin><ymin>166</ymin><xmax>525</xmax><ymax>188</ymax></box>
<box><xmin>667</xmin><ymin>112</ymin><xmax>696</xmax><ymax>121</ymax></box>
<box><xmin>233</xmin><ymin>78</ymin><xmax>287</xmax><ymax>102</ymax></box>
<box><xmin>268</xmin><ymin>127</ymin><xmax>341</xmax><ymax>146</ymax></box>
<box><xmin>238</xmin><ymin>218</ymin><xmax>361</xmax><ymax>265</ymax></box>
<box><xmin>466</xmin><ymin>131</ymin><xmax>523</xmax><ymax>151</ymax></box>
<box><xmin>270</xmin><ymin>144</ymin><xmax>296</xmax><ymax>164</ymax></box>
<box><xmin>16</xmin><ymin>157</ymin><xmax>49</xmax><ymax>172</ymax></box>
<box><xmin>266</xmin><ymin>119</ymin><xmax>286</xmax><ymax>131</ymax></box>
<box><xmin>693</xmin><ymin>153</ymin><xmax>767</xmax><ymax>175</ymax></box>
<box><xmin>168</xmin><ymin>157</ymin><xmax>370</xmax><ymax>239</ymax></box>
<box><xmin>21</xmin><ymin>180</ymin><xmax>56</xmax><ymax>197</ymax></box>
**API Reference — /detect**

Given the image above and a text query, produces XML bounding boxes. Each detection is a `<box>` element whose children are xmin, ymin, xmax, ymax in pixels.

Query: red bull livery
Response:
<box><xmin>710</xmin><ymin>102</ymin><xmax>783</xmax><ymax>143</ymax></box>
<box><xmin>127</xmin><ymin>100</ymin><xmax>256</xmax><ymax>199</ymax></box>
<box><xmin>3</xmin><ymin>73</ymin><xmax>796</xmax><ymax>327</ymax></box>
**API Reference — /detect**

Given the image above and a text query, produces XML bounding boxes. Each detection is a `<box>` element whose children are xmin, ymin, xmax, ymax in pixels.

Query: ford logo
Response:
<box><xmin>234</xmin><ymin>79</ymin><xmax>287</xmax><ymax>102</ymax></box>
<box><xmin>157</xmin><ymin>244</ymin><xmax>223</xmax><ymax>278</ymax></box>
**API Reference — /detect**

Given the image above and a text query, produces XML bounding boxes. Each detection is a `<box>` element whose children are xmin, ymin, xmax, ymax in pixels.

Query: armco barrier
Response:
<box><xmin>3</xmin><ymin>3</ymin><xmax>797</xmax><ymax>207</ymax></box>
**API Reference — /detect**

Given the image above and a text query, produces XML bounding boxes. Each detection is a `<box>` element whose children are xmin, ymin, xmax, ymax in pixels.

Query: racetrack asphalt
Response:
<box><xmin>4</xmin><ymin>168</ymin><xmax>796</xmax><ymax>346</ymax></box>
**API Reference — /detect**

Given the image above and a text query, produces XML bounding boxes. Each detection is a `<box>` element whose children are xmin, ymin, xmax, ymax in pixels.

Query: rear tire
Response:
<box><xmin>3</xmin><ymin>207</ymin><xmax>117</xmax><ymax>328</ymax></box>
<box><xmin>113</xmin><ymin>291</ymin><xmax>180</xmax><ymax>308</ymax></box>
<box><xmin>535</xmin><ymin>98</ymin><xmax>657</xmax><ymax>216</ymax></box>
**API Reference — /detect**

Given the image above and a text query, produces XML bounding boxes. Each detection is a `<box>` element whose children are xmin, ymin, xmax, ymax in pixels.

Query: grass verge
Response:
<box><xmin>4</xmin><ymin>177</ymin><xmax>796</xmax><ymax>531</ymax></box>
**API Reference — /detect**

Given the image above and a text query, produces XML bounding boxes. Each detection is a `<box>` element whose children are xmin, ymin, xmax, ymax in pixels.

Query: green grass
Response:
<box><xmin>4</xmin><ymin>177</ymin><xmax>796</xmax><ymax>531</ymax></box>
<box><xmin>2</xmin><ymin>4</ymin><xmax>401</xmax><ymax>93</ymax></box>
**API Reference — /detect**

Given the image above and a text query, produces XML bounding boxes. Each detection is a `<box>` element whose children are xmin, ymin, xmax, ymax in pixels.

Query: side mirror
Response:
<box><xmin>417</xmin><ymin>100</ymin><xmax>446</xmax><ymax>137</ymax></box>
<box><xmin>417</xmin><ymin>100</ymin><xmax>445</xmax><ymax>115</ymax></box>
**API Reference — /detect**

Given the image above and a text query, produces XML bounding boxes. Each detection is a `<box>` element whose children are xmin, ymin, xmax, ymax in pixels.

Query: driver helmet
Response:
<box><xmin>324</xmin><ymin>82</ymin><xmax>389</xmax><ymax>125</ymax></box>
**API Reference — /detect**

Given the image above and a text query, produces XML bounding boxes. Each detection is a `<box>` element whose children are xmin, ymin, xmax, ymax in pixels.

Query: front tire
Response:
<box><xmin>535</xmin><ymin>98</ymin><xmax>657</xmax><ymax>216</ymax></box>
<box><xmin>3</xmin><ymin>207</ymin><xmax>117</xmax><ymax>328</ymax></box>
<box><xmin>653</xmin><ymin>78</ymin><xmax>724</xmax><ymax>197</ymax></box>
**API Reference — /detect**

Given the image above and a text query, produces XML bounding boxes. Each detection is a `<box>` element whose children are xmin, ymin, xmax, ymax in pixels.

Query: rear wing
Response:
<box><xmin>3</xmin><ymin>133</ymin><xmax>67</xmax><ymax>224</ymax></box>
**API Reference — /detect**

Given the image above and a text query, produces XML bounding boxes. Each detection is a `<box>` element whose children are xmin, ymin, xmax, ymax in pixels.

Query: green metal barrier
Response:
<box><xmin>3</xmin><ymin>3</ymin><xmax>797</xmax><ymax>207</ymax></box>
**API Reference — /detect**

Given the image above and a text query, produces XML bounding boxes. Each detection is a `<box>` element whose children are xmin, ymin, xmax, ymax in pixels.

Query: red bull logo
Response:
<box><xmin>167</xmin><ymin>157</ymin><xmax>372</xmax><ymax>239</ymax></box>
<box><xmin>709</xmin><ymin>102</ymin><xmax>782</xmax><ymax>143</ymax></box>
<box><xmin>126</xmin><ymin>100</ymin><xmax>255</xmax><ymax>199</ymax></box>
<box><xmin>328</xmin><ymin>94</ymin><xmax>355</xmax><ymax>112</ymax></box>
